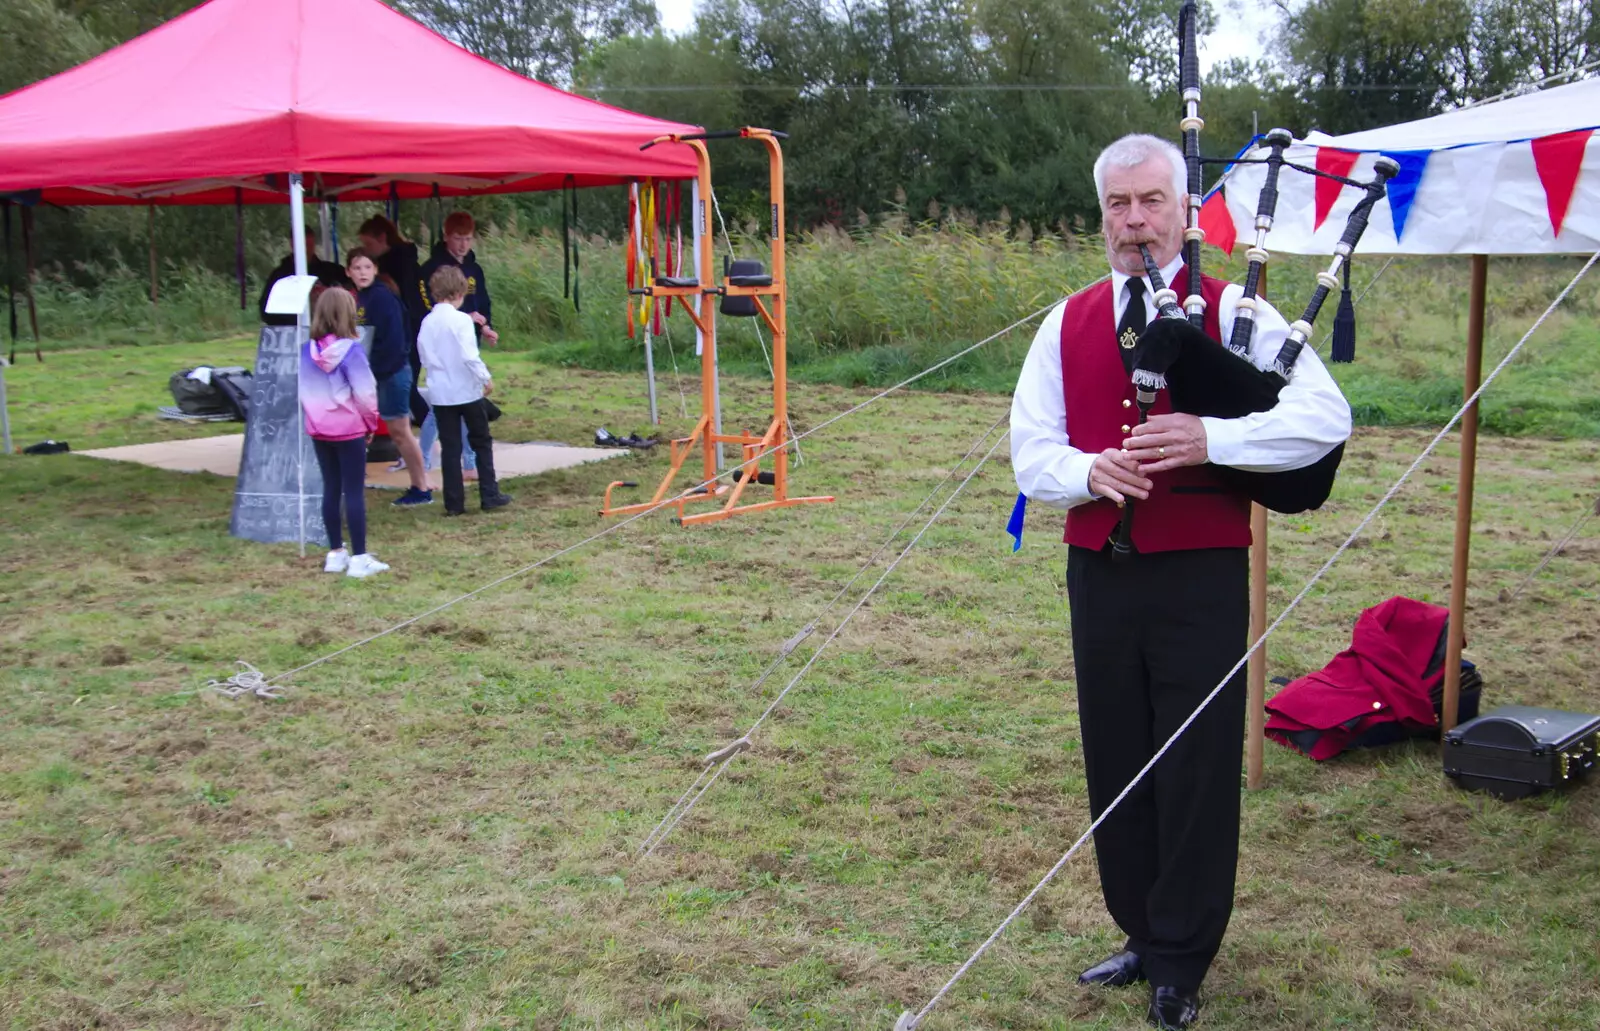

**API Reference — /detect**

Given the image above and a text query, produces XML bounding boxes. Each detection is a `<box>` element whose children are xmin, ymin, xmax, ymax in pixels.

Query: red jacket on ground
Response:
<box><xmin>1265</xmin><ymin>596</ymin><xmax>1453</xmax><ymax>760</ymax></box>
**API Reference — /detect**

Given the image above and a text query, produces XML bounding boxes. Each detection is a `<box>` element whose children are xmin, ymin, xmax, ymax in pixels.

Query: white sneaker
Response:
<box><xmin>346</xmin><ymin>553</ymin><xmax>390</xmax><ymax>579</ymax></box>
<box><xmin>388</xmin><ymin>458</ymin><xmax>407</xmax><ymax>472</ymax></box>
<box><xmin>323</xmin><ymin>548</ymin><xmax>350</xmax><ymax>573</ymax></box>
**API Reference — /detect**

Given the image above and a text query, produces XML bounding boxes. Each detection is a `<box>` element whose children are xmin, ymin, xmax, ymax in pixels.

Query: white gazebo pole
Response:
<box><xmin>1443</xmin><ymin>255</ymin><xmax>1488</xmax><ymax>734</ymax></box>
<box><xmin>290</xmin><ymin>173</ymin><xmax>308</xmax><ymax>558</ymax></box>
<box><xmin>318</xmin><ymin>198</ymin><xmax>332</xmax><ymax>262</ymax></box>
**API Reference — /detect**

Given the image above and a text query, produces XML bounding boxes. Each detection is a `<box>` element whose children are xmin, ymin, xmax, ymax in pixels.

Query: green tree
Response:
<box><xmin>55</xmin><ymin>0</ymin><xmax>202</xmax><ymax>41</ymax></box>
<box><xmin>1277</xmin><ymin>0</ymin><xmax>1475</xmax><ymax>133</ymax></box>
<box><xmin>0</xmin><ymin>0</ymin><xmax>103</xmax><ymax>96</ymax></box>
<box><xmin>393</xmin><ymin>0</ymin><xmax>658</xmax><ymax>84</ymax></box>
<box><xmin>1476</xmin><ymin>0</ymin><xmax>1595</xmax><ymax>86</ymax></box>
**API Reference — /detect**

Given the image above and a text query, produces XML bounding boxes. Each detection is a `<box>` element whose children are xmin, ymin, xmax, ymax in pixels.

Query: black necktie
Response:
<box><xmin>1117</xmin><ymin>277</ymin><xmax>1147</xmax><ymax>375</ymax></box>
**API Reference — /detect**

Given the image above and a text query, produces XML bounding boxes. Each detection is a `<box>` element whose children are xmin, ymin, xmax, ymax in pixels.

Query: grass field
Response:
<box><xmin>1</xmin><ymin>336</ymin><xmax>1598</xmax><ymax>1030</ymax></box>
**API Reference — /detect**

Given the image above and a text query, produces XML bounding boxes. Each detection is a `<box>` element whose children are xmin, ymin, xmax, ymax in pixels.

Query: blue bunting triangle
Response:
<box><xmin>1379</xmin><ymin>150</ymin><xmax>1430</xmax><ymax>241</ymax></box>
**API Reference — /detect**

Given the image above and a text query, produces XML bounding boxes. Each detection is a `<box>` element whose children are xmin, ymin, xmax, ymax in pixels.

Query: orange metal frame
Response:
<box><xmin>600</xmin><ymin>128</ymin><xmax>834</xmax><ymax>527</ymax></box>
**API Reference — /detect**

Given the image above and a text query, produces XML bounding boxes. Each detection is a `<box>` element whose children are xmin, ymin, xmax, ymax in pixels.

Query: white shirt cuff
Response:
<box><xmin>1067</xmin><ymin>450</ymin><xmax>1100</xmax><ymax>506</ymax></box>
<box><xmin>1200</xmin><ymin>416</ymin><xmax>1245</xmax><ymax>467</ymax></box>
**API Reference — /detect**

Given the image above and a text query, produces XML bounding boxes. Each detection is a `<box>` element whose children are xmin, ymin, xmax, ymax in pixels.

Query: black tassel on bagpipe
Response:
<box><xmin>1330</xmin><ymin>257</ymin><xmax>1356</xmax><ymax>363</ymax></box>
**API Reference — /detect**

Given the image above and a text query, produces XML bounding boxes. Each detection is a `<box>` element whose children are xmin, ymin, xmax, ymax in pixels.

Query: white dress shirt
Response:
<box><xmin>416</xmin><ymin>301</ymin><xmax>492</xmax><ymax>407</ymax></box>
<box><xmin>1010</xmin><ymin>254</ymin><xmax>1352</xmax><ymax>510</ymax></box>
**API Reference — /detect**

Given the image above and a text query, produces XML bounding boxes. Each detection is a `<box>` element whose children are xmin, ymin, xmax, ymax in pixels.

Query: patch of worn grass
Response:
<box><xmin>1</xmin><ymin>343</ymin><xmax>1597</xmax><ymax>1030</ymax></box>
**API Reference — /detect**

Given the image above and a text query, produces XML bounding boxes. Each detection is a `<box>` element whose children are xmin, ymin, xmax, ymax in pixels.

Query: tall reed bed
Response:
<box><xmin>18</xmin><ymin>222</ymin><xmax>1600</xmax><ymax>435</ymax></box>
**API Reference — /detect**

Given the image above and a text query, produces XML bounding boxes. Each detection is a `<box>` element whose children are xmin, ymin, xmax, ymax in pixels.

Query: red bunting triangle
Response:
<box><xmin>1314</xmin><ymin>149</ymin><xmax>1361</xmax><ymax>230</ymax></box>
<box><xmin>1198</xmin><ymin>190</ymin><xmax>1237</xmax><ymax>257</ymax></box>
<box><xmin>1530</xmin><ymin>129</ymin><xmax>1593</xmax><ymax>238</ymax></box>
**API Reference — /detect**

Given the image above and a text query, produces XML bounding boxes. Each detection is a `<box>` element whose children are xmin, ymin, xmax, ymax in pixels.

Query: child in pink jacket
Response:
<box><xmin>300</xmin><ymin>288</ymin><xmax>388</xmax><ymax>578</ymax></box>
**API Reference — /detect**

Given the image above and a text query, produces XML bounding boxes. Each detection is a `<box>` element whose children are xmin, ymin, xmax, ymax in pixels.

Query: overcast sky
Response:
<box><xmin>652</xmin><ymin>0</ymin><xmax>1281</xmax><ymax>74</ymax></box>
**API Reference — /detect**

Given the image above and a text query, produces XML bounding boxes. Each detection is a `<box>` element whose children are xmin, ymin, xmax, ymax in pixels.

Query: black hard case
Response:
<box><xmin>1443</xmin><ymin>705</ymin><xmax>1600</xmax><ymax>800</ymax></box>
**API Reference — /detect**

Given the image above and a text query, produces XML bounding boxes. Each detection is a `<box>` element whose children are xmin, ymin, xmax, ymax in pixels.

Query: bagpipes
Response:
<box><xmin>1124</xmin><ymin>0</ymin><xmax>1398</xmax><ymax>519</ymax></box>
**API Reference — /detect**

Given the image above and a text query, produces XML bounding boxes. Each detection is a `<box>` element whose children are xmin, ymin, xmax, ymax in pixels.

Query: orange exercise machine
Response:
<box><xmin>600</xmin><ymin>127</ymin><xmax>834</xmax><ymax>527</ymax></box>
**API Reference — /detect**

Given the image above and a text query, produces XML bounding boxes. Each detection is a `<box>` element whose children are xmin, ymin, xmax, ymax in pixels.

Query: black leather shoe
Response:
<box><xmin>481</xmin><ymin>492</ymin><xmax>513</xmax><ymax>512</ymax></box>
<box><xmin>1147</xmin><ymin>985</ymin><xmax>1199</xmax><ymax>1029</ymax></box>
<box><xmin>1077</xmin><ymin>949</ymin><xmax>1144</xmax><ymax>987</ymax></box>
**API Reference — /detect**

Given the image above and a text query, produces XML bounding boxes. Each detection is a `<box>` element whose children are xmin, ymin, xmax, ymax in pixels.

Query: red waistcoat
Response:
<box><xmin>1061</xmin><ymin>272</ymin><xmax>1252</xmax><ymax>552</ymax></box>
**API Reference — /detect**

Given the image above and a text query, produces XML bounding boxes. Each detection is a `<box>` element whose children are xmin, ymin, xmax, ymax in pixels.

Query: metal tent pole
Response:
<box><xmin>290</xmin><ymin>174</ymin><xmax>309</xmax><ymax>558</ymax></box>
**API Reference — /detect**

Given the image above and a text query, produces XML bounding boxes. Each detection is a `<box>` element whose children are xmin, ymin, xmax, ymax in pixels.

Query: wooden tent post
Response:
<box><xmin>1442</xmin><ymin>254</ymin><xmax>1488</xmax><ymax>734</ymax></box>
<box><xmin>1247</xmin><ymin>263</ymin><xmax>1271</xmax><ymax>790</ymax></box>
<box><xmin>1247</xmin><ymin>504</ymin><xmax>1269</xmax><ymax>788</ymax></box>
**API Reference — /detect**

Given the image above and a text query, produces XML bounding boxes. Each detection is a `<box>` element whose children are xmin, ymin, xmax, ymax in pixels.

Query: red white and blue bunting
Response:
<box><xmin>1208</xmin><ymin>77</ymin><xmax>1600</xmax><ymax>256</ymax></box>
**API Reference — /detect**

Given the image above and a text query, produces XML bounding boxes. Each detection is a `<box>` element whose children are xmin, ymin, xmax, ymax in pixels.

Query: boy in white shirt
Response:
<box><xmin>416</xmin><ymin>266</ymin><xmax>513</xmax><ymax>516</ymax></box>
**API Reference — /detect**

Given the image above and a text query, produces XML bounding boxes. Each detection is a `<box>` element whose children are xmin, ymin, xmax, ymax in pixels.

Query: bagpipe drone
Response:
<box><xmin>1116</xmin><ymin>0</ymin><xmax>1397</xmax><ymax>559</ymax></box>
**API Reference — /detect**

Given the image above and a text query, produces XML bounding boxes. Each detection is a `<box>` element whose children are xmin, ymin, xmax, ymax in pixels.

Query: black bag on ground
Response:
<box><xmin>169</xmin><ymin>366</ymin><xmax>250</xmax><ymax>419</ymax></box>
<box><xmin>212</xmin><ymin>368</ymin><xmax>253</xmax><ymax>421</ymax></box>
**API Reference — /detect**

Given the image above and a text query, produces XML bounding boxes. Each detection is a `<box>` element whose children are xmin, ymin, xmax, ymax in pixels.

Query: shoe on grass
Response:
<box><xmin>323</xmin><ymin>548</ymin><xmax>350</xmax><ymax>573</ymax></box>
<box><xmin>481</xmin><ymin>492</ymin><xmax>513</xmax><ymax>512</ymax></box>
<box><xmin>392</xmin><ymin>487</ymin><xmax>434</xmax><ymax>507</ymax></box>
<box><xmin>346</xmin><ymin>553</ymin><xmax>390</xmax><ymax>578</ymax></box>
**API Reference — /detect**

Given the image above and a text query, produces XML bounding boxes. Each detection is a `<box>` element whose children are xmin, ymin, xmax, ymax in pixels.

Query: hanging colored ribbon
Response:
<box><xmin>625</xmin><ymin>182</ymin><xmax>637</xmax><ymax>339</ymax></box>
<box><xmin>652</xmin><ymin>180</ymin><xmax>664</xmax><ymax>337</ymax></box>
<box><xmin>637</xmin><ymin>180</ymin><xmax>653</xmax><ymax>330</ymax></box>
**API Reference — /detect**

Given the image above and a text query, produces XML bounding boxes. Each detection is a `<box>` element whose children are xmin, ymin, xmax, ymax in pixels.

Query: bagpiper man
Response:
<box><xmin>1008</xmin><ymin>133</ymin><xmax>1351</xmax><ymax>1028</ymax></box>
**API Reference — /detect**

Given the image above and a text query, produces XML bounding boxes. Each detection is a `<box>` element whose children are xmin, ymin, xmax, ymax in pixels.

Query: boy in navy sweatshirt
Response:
<box><xmin>418</xmin><ymin>211</ymin><xmax>497</xmax><ymax>345</ymax></box>
<box><xmin>418</xmin><ymin>211</ymin><xmax>497</xmax><ymax>478</ymax></box>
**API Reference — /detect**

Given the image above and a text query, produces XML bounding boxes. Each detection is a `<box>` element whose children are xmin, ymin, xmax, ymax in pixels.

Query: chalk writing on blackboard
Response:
<box><xmin>229</xmin><ymin>325</ymin><xmax>324</xmax><ymax>546</ymax></box>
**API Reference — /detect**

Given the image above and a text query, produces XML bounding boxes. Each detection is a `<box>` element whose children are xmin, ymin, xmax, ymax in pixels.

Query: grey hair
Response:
<box><xmin>1093</xmin><ymin>134</ymin><xmax>1187</xmax><ymax>208</ymax></box>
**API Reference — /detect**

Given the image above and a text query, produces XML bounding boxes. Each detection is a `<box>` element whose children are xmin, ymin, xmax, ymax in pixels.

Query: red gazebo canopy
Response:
<box><xmin>0</xmin><ymin>0</ymin><xmax>699</xmax><ymax>206</ymax></box>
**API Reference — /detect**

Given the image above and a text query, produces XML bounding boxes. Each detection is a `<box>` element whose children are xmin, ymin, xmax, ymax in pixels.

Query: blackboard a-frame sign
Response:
<box><xmin>229</xmin><ymin>325</ymin><xmax>327</xmax><ymax>546</ymax></box>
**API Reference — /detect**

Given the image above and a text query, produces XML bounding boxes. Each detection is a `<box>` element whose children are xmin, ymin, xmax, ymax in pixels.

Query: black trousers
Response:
<box><xmin>434</xmin><ymin>399</ymin><xmax>500</xmax><ymax>513</ymax></box>
<box><xmin>1065</xmin><ymin>543</ymin><xmax>1248</xmax><ymax>990</ymax></box>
